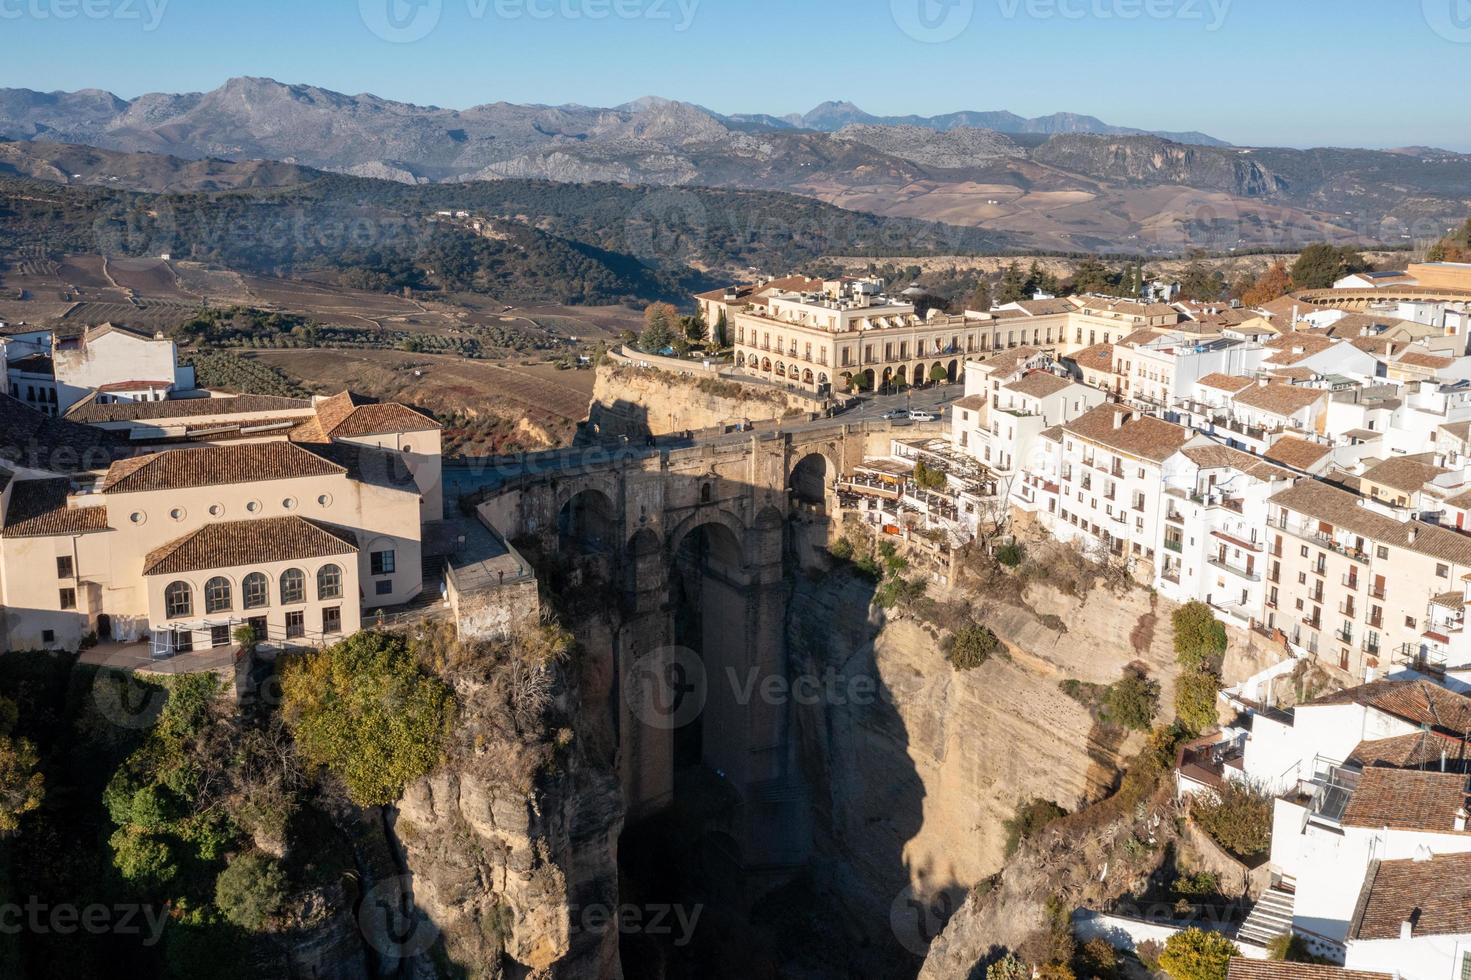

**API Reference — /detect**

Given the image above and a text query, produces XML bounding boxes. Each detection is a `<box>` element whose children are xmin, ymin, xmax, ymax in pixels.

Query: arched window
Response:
<box><xmin>317</xmin><ymin>564</ymin><xmax>343</xmax><ymax>601</ymax></box>
<box><xmin>204</xmin><ymin>577</ymin><xmax>232</xmax><ymax>614</ymax></box>
<box><xmin>280</xmin><ymin>569</ymin><xmax>306</xmax><ymax>605</ymax></box>
<box><xmin>243</xmin><ymin>572</ymin><xmax>269</xmax><ymax>610</ymax></box>
<box><xmin>164</xmin><ymin>581</ymin><xmax>192</xmax><ymax>619</ymax></box>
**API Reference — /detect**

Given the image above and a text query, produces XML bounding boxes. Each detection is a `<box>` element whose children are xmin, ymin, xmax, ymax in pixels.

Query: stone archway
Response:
<box><xmin>789</xmin><ymin>452</ymin><xmax>833</xmax><ymax>509</ymax></box>
<box><xmin>558</xmin><ymin>488</ymin><xmax>617</xmax><ymax>555</ymax></box>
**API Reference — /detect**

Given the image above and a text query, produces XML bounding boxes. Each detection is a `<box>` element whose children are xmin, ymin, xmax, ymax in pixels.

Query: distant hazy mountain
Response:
<box><xmin>1</xmin><ymin>78</ymin><xmax>1467</xmax><ymax>253</ymax></box>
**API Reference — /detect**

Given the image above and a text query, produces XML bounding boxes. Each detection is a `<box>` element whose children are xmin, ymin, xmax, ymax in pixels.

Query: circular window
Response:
<box><xmin>129</xmin><ymin>511</ymin><xmax>146</xmax><ymax>525</ymax></box>
<box><xmin>208</xmin><ymin>504</ymin><xmax>225</xmax><ymax>518</ymax></box>
<box><xmin>282</xmin><ymin>497</ymin><xmax>297</xmax><ymax>511</ymax></box>
<box><xmin>169</xmin><ymin>507</ymin><xmax>186</xmax><ymax>522</ymax></box>
<box><xmin>245</xmin><ymin>500</ymin><xmax>261</xmax><ymax>514</ymax></box>
<box><xmin>403</xmin><ymin>444</ymin><xmax>413</xmax><ymax>454</ymax></box>
<box><xmin>317</xmin><ymin>494</ymin><xmax>333</xmax><ymax>508</ymax></box>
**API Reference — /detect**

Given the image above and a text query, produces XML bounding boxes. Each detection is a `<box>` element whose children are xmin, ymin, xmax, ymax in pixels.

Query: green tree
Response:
<box><xmin>1289</xmin><ymin>244</ymin><xmax>1370</xmax><ymax>290</ymax></box>
<box><xmin>914</xmin><ymin>460</ymin><xmax>949</xmax><ymax>490</ymax></box>
<box><xmin>638</xmin><ymin>302</ymin><xmax>682</xmax><ymax>353</ymax></box>
<box><xmin>929</xmin><ymin>363</ymin><xmax>951</xmax><ymax>384</ymax></box>
<box><xmin>1179</xmin><ymin>262</ymin><xmax>1224</xmax><ymax>302</ymax></box>
<box><xmin>1157</xmin><ymin>928</ymin><xmax>1238</xmax><ymax>980</ymax></box>
<box><xmin>1072</xmin><ymin>258</ymin><xmax>1115</xmax><ymax>295</ymax></box>
<box><xmin>1175</xmin><ymin>671</ymin><xmax>1223</xmax><ymax>737</ymax></box>
<box><xmin>996</xmin><ymin>262</ymin><xmax>1028</xmax><ymax>304</ymax></box>
<box><xmin>214</xmin><ymin>852</ymin><xmax>287</xmax><ymax>932</ymax></box>
<box><xmin>0</xmin><ymin>695</ymin><xmax>42</xmax><ymax>835</ymax></box>
<box><xmin>969</xmin><ymin>279</ymin><xmax>993</xmax><ymax>312</ymax></box>
<box><xmin>1103</xmin><ymin>672</ymin><xmax>1160</xmax><ymax>732</ymax></box>
<box><xmin>281</xmin><ymin>631</ymin><xmax>453</xmax><ymax>807</ymax></box>
<box><xmin>1173</xmin><ymin>602</ymin><xmax>1228</xmax><ymax>673</ymax></box>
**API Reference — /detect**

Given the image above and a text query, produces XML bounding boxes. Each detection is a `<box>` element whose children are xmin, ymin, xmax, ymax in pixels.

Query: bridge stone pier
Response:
<box><xmin>472</xmin><ymin>422</ymin><xmax>918</xmax><ymax>870</ymax></box>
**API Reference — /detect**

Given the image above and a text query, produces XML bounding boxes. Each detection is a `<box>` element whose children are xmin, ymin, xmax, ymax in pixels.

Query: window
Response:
<box><xmin>1300</xmin><ymin>546</ymin><xmax>1309</xmax><ymax>558</ymax></box>
<box><xmin>243</xmin><ymin>572</ymin><xmax>269</xmax><ymax>610</ymax></box>
<box><xmin>285</xmin><ymin>611</ymin><xmax>304</xmax><ymax>640</ymax></box>
<box><xmin>1437</xmin><ymin>563</ymin><xmax>1450</xmax><ymax>579</ymax></box>
<box><xmin>42</xmin><ymin>630</ymin><xmax>55</xmax><ymax>645</ymax></box>
<box><xmin>173</xmin><ymin>629</ymin><xmax>194</xmax><ymax>654</ymax></box>
<box><xmin>59</xmin><ymin>588</ymin><xmax>76</xmax><ymax>610</ymax></box>
<box><xmin>56</xmin><ymin>556</ymin><xmax>73</xmax><ymax>579</ymax></box>
<box><xmin>165</xmin><ymin>581</ymin><xmax>193</xmax><ymax>619</ymax></box>
<box><xmin>323</xmin><ymin>607</ymin><xmax>342</xmax><ymax>635</ymax></box>
<box><xmin>247</xmin><ymin>616</ymin><xmax>268</xmax><ymax>644</ymax></box>
<box><xmin>211</xmin><ymin>625</ymin><xmax>231</xmax><ymax>648</ymax></box>
<box><xmin>280</xmin><ymin>569</ymin><xmax>306</xmax><ymax>605</ymax></box>
<box><xmin>1377</xmin><ymin>545</ymin><xmax>1389</xmax><ymax>559</ymax></box>
<box><xmin>371</xmin><ymin>550</ymin><xmax>396</xmax><ymax>576</ymax></box>
<box><xmin>317</xmin><ymin>564</ymin><xmax>343</xmax><ymax>601</ymax></box>
<box><xmin>204</xmin><ymin>577</ymin><xmax>232</xmax><ymax>614</ymax></box>
<box><xmin>376</xmin><ymin>580</ymin><xmax>393</xmax><ymax>596</ymax></box>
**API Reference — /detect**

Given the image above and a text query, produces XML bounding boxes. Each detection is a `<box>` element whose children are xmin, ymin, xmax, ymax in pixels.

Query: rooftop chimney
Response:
<box><xmin>1409</xmin><ymin>527</ymin><xmax>1421</xmax><ymax>545</ymax></box>
<box><xmin>1457</xmin><ymin>808</ymin><xmax>1468</xmax><ymax>833</ymax></box>
<box><xmin>1401</xmin><ymin>919</ymin><xmax>1414</xmax><ymax>940</ymax></box>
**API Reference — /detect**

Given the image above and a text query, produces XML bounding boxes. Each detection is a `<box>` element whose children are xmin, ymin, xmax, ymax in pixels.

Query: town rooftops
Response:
<box><xmin>953</xmin><ymin>395</ymin><xmax>987</xmax><ymax>412</ymax></box>
<box><xmin>1068</xmin><ymin>343</ymin><xmax>1115</xmax><ymax>371</ymax></box>
<box><xmin>1272</xmin><ymin>480</ymin><xmax>1471</xmax><ymax>568</ymax></box>
<box><xmin>1226</xmin><ymin>961</ymin><xmax>1390</xmax><ymax>980</ymax></box>
<box><xmin>969</xmin><ymin>345</ymin><xmax>1049</xmax><ymax>379</ymax></box>
<box><xmin>1359</xmin><ymin>454</ymin><xmax>1451</xmax><ymax>495</ymax></box>
<box><xmin>310</xmin><ymin>391</ymin><xmax>442</xmax><ymax>440</ymax></box>
<box><xmin>1266</xmin><ymin>435</ymin><xmax>1333</xmax><ymax>472</ymax></box>
<box><xmin>1340</xmin><ymin>768</ymin><xmax>1471</xmax><ymax>833</ymax></box>
<box><xmin>1002</xmin><ymin>372</ymin><xmax>1073</xmax><ymax>399</ymax></box>
<box><xmin>1197</xmin><ymin>373</ymin><xmax>1256</xmax><ymax>394</ymax></box>
<box><xmin>1349</xmin><ymin>852</ymin><xmax>1471</xmax><ymax>942</ymax></box>
<box><xmin>1232</xmin><ymin>382</ymin><xmax>1328</xmax><ymax>417</ymax></box>
<box><xmin>1264</xmin><ymin>332</ymin><xmax>1339</xmax><ymax>365</ymax></box>
<box><xmin>1007</xmin><ymin>298</ymin><xmax>1075</xmax><ymax>317</ymax></box>
<box><xmin>1062</xmin><ymin>404</ymin><xmax>1192</xmax><ymax>463</ymax></box>
<box><xmin>2</xmin><ymin>478</ymin><xmax>109</xmax><ymax>538</ymax></box>
<box><xmin>1179</xmin><ymin>444</ymin><xmax>1295</xmax><ymax>483</ymax></box>
<box><xmin>1348</xmin><ymin>731</ymin><xmax>1470</xmax><ymax>772</ymax></box>
<box><xmin>142</xmin><ymin>516</ymin><xmax>359</xmax><ymax>576</ymax></box>
<box><xmin>1304</xmin><ymin>678</ymin><xmax>1471</xmax><ymax>737</ymax></box>
<box><xmin>65</xmin><ymin>393</ymin><xmax>312</xmax><ymax>424</ymax></box>
<box><xmin>100</xmin><ymin>442</ymin><xmax>345</xmax><ymax>494</ymax></box>
<box><xmin>0</xmin><ymin>395</ymin><xmax>126</xmax><ymax>472</ymax></box>
<box><xmin>694</xmin><ymin>275</ymin><xmax>824</xmax><ymax>304</ymax></box>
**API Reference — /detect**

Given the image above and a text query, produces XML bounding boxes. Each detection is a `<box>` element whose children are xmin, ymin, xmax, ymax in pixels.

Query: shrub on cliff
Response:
<box><xmin>945</xmin><ymin>624</ymin><xmax>999</xmax><ymax>671</ymax></box>
<box><xmin>1003</xmin><ymin>798</ymin><xmax>1066</xmax><ymax>857</ymax></box>
<box><xmin>1174</xmin><ymin>671</ymin><xmax>1223</xmax><ymax>736</ymax></box>
<box><xmin>1157</xmin><ymin>928</ymin><xmax>1238</xmax><ymax>980</ymax></box>
<box><xmin>987</xmin><ymin>954</ymin><xmax>1031</xmax><ymax>980</ymax></box>
<box><xmin>214</xmin><ymin>852</ymin><xmax>287</xmax><ymax>932</ymax></box>
<box><xmin>282</xmin><ymin>631</ymin><xmax>453</xmax><ymax>807</ymax></box>
<box><xmin>1192</xmin><ymin>780</ymin><xmax>1273</xmax><ymax>859</ymax></box>
<box><xmin>1102</xmin><ymin>671</ymin><xmax>1160</xmax><ymax>732</ymax></box>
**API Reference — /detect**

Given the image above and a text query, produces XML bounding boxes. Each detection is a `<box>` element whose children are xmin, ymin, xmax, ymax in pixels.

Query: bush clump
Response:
<box><xmin>1157</xmin><ymin>928</ymin><xmax>1239</xmax><ymax>980</ymax></box>
<box><xmin>1193</xmin><ymin>780</ymin><xmax>1274</xmax><ymax>859</ymax></box>
<box><xmin>946</xmin><ymin>624</ymin><xmax>1001</xmax><ymax>671</ymax></box>
<box><xmin>214</xmin><ymin>852</ymin><xmax>287</xmax><ymax>932</ymax></box>
<box><xmin>1003</xmin><ymin>798</ymin><xmax>1067</xmax><ymax>858</ymax></box>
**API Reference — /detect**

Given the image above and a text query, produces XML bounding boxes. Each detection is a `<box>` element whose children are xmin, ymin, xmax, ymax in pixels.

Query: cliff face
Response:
<box><xmin>585</xmin><ymin>363</ymin><xmax>815</xmax><ymax>440</ymax></box>
<box><xmin>785</xmin><ymin>550</ymin><xmax>1181</xmax><ymax>972</ymax></box>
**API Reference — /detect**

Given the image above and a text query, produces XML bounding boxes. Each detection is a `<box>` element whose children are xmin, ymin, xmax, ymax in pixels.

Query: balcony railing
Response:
<box><xmin>1165</xmin><ymin>540</ymin><xmax>1184</xmax><ymax>553</ymax></box>
<box><xmin>1341</xmin><ymin>574</ymin><xmax>1359</xmax><ymax>590</ymax></box>
<box><xmin>1335</xmin><ymin>628</ymin><xmax>1354</xmax><ymax>644</ymax></box>
<box><xmin>1208</xmin><ymin>557</ymin><xmax>1261</xmax><ymax>582</ymax></box>
<box><xmin>1370</xmin><ymin>586</ymin><xmax>1386</xmax><ymax>600</ymax></box>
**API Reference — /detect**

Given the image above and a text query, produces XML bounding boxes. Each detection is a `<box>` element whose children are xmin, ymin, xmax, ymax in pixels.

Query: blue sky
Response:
<box><xmin>3</xmin><ymin>0</ymin><xmax>1470</xmax><ymax>149</ymax></box>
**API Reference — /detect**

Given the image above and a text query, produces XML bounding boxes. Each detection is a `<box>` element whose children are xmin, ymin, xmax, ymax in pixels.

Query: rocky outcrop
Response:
<box><xmin>584</xmin><ymin>362</ymin><xmax>817</xmax><ymax>440</ymax></box>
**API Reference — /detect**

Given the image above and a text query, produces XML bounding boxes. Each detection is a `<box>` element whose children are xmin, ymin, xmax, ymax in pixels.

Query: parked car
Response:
<box><xmin>908</xmin><ymin>410</ymin><xmax>940</xmax><ymax>422</ymax></box>
<box><xmin>879</xmin><ymin>409</ymin><xmax>909</xmax><ymax>421</ymax></box>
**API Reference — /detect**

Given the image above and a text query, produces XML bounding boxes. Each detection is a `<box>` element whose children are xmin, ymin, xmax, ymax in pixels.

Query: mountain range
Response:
<box><xmin>1</xmin><ymin>77</ymin><xmax>1468</xmax><ymax>253</ymax></box>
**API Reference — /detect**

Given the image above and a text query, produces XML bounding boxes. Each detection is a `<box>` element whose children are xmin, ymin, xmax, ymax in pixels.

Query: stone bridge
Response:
<box><xmin>471</xmin><ymin>421</ymin><xmax>931</xmax><ymax>869</ymax></box>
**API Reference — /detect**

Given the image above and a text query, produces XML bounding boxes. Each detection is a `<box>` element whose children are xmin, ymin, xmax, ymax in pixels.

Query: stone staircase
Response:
<box><xmin>1236</xmin><ymin>885</ymin><xmax>1295</xmax><ymax>948</ymax></box>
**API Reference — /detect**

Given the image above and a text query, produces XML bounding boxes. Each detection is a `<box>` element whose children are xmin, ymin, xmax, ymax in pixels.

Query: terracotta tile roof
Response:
<box><xmin>1439</xmin><ymin>421</ymin><xmax>1471</xmax><ymax>444</ymax></box>
<box><xmin>312</xmin><ymin>392</ymin><xmax>441</xmax><ymax>439</ymax></box>
<box><xmin>1349</xmin><ymin>852</ymin><xmax>1471</xmax><ymax>941</ymax></box>
<box><xmin>2</xmin><ymin>479</ymin><xmax>110</xmax><ymax>538</ymax></box>
<box><xmin>65</xmin><ymin>394</ymin><xmax>311</xmax><ymax>424</ymax></box>
<box><xmin>1360</xmin><ymin>454</ymin><xmax>1451</xmax><ymax>495</ymax></box>
<box><xmin>1010</xmin><ymin>298</ymin><xmax>1075</xmax><ymax>316</ymax></box>
<box><xmin>1002</xmin><ymin>372</ymin><xmax>1073</xmax><ymax>399</ymax></box>
<box><xmin>1062</xmin><ymin>404</ymin><xmax>1192</xmax><ymax>463</ymax></box>
<box><xmin>1232</xmin><ymin>382</ymin><xmax>1328</xmax><ymax>418</ymax></box>
<box><xmin>0</xmin><ymin>396</ymin><xmax>128</xmax><ymax>473</ymax></box>
<box><xmin>1197</xmin><ymin>373</ymin><xmax>1255</xmax><ymax>393</ymax></box>
<box><xmin>693</xmin><ymin>275</ymin><xmax>823</xmax><ymax>303</ymax></box>
<box><xmin>1269</xmin><ymin>367</ymin><xmax>1316</xmax><ymax>382</ymax></box>
<box><xmin>1179</xmin><ymin>444</ymin><xmax>1295</xmax><ymax>482</ymax></box>
<box><xmin>953</xmin><ymin>395</ymin><xmax>987</xmax><ymax>411</ymax></box>
<box><xmin>1227</xmin><ymin>962</ymin><xmax>1391</xmax><ymax>980</ymax></box>
<box><xmin>142</xmin><ymin>516</ymin><xmax>358</xmax><ymax>576</ymax></box>
<box><xmin>1305</xmin><ymin>679</ymin><xmax>1471</xmax><ymax>737</ymax></box>
<box><xmin>970</xmin><ymin>346</ymin><xmax>1048</xmax><ymax>379</ymax></box>
<box><xmin>1117</xmin><ymin>327</ymin><xmax>1165</xmax><ymax>347</ymax></box>
<box><xmin>1264</xmin><ymin>332</ymin><xmax>1337</xmax><ymax>365</ymax></box>
<box><xmin>100</xmin><ymin>442</ymin><xmax>345</xmax><ymax>494</ymax></box>
<box><xmin>1341</xmin><ymin>768</ymin><xmax>1471</xmax><ymax>832</ymax></box>
<box><xmin>1068</xmin><ymin>343</ymin><xmax>1115</xmax><ymax>371</ymax></box>
<box><xmin>1267</xmin><ymin>436</ymin><xmax>1333</xmax><ymax>471</ymax></box>
<box><xmin>1348</xmin><ymin>731</ymin><xmax>1471</xmax><ymax>771</ymax></box>
<box><xmin>1349</xmin><ymin>336</ymin><xmax>1396</xmax><ymax>356</ymax></box>
<box><xmin>95</xmin><ymin>380</ymin><xmax>173</xmax><ymax>393</ymax></box>
<box><xmin>1397</xmin><ymin>350</ymin><xmax>1455</xmax><ymax>370</ymax></box>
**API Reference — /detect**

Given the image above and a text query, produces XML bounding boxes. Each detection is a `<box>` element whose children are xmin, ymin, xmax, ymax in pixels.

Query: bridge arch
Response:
<box><xmin>667</xmin><ymin>508</ymin><xmax>749</xmax><ymax>569</ymax></box>
<box><xmin>558</xmin><ymin>487</ymin><xmax>617</xmax><ymax>555</ymax></box>
<box><xmin>789</xmin><ymin>452</ymin><xmax>836</xmax><ymax>508</ymax></box>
